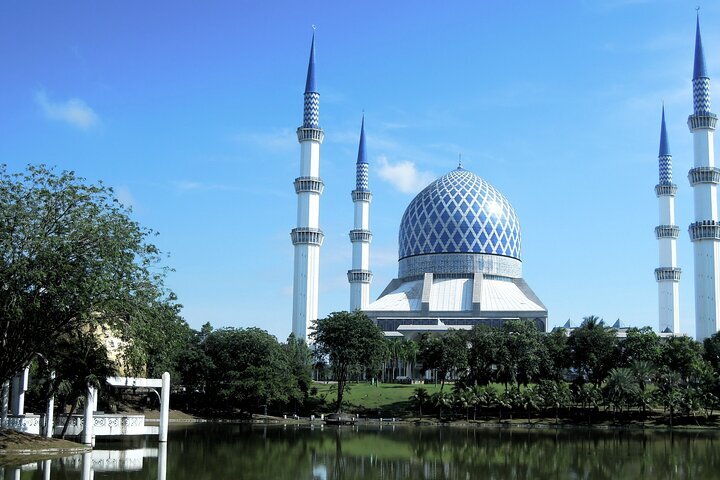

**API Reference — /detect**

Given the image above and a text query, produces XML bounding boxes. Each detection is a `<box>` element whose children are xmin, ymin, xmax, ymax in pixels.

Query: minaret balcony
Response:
<box><xmin>294</xmin><ymin>176</ymin><xmax>324</xmax><ymax>194</ymax></box>
<box><xmin>349</xmin><ymin>229</ymin><xmax>373</xmax><ymax>243</ymax></box>
<box><xmin>296</xmin><ymin>127</ymin><xmax>324</xmax><ymax>143</ymax></box>
<box><xmin>688</xmin><ymin>167</ymin><xmax>720</xmax><ymax>186</ymax></box>
<box><xmin>689</xmin><ymin>221</ymin><xmax>720</xmax><ymax>241</ymax></box>
<box><xmin>351</xmin><ymin>190</ymin><xmax>373</xmax><ymax>202</ymax></box>
<box><xmin>655</xmin><ymin>184</ymin><xmax>677</xmax><ymax>197</ymax></box>
<box><xmin>655</xmin><ymin>225</ymin><xmax>680</xmax><ymax>239</ymax></box>
<box><xmin>655</xmin><ymin>267</ymin><xmax>681</xmax><ymax>282</ymax></box>
<box><xmin>688</xmin><ymin>113</ymin><xmax>717</xmax><ymax>131</ymax></box>
<box><xmin>347</xmin><ymin>269</ymin><xmax>373</xmax><ymax>283</ymax></box>
<box><xmin>291</xmin><ymin>227</ymin><xmax>324</xmax><ymax>246</ymax></box>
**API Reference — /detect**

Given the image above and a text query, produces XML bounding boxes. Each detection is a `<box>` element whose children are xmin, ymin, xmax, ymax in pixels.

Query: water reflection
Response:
<box><xmin>2</xmin><ymin>424</ymin><xmax>720</xmax><ymax>479</ymax></box>
<box><xmin>1</xmin><ymin>441</ymin><xmax>167</xmax><ymax>480</ymax></box>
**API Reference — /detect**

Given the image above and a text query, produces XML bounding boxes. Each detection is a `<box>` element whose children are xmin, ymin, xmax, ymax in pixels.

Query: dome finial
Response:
<box><xmin>457</xmin><ymin>154</ymin><xmax>463</xmax><ymax>170</ymax></box>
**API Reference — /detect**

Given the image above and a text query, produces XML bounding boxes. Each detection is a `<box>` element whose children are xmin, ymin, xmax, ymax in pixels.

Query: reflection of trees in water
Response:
<box><xmin>23</xmin><ymin>424</ymin><xmax>713</xmax><ymax>480</ymax></box>
<box><xmin>239</xmin><ymin>426</ymin><xmax>720</xmax><ymax>480</ymax></box>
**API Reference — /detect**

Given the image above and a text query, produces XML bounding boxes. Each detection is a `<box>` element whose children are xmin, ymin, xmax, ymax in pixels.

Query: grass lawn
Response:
<box><xmin>312</xmin><ymin>381</ymin><xmax>444</xmax><ymax>415</ymax></box>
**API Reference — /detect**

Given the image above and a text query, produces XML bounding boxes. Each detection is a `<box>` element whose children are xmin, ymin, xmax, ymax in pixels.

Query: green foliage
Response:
<box><xmin>618</xmin><ymin>327</ymin><xmax>661</xmax><ymax>366</ymax></box>
<box><xmin>311</xmin><ymin>311</ymin><xmax>386</xmax><ymax>412</ymax></box>
<box><xmin>603</xmin><ymin>368</ymin><xmax>640</xmax><ymax>414</ymax></box>
<box><xmin>418</xmin><ymin>330</ymin><xmax>469</xmax><ymax>389</ymax></box>
<box><xmin>539</xmin><ymin>328</ymin><xmax>570</xmax><ymax>382</ymax></box>
<box><xmin>0</xmin><ymin>164</ymin><xmax>170</xmax><ymax>383</ymax></box>
<box><xmin>409</xmin><ymin>387</ymin><xmax>430</xmax><ymax>418</ymax></box>
<box><xmin>568</xmin><ymin>316</ymin><xmax>619</xmax><ymax>385</ymax></box>
<box><xmin>496</xmin><ymin>320</ymin><xmax>543</xmax><ymax>387</ymax></box>
<box><xmin>467</xmin><ymin>325</ymin><xmax>500</xmax><ymax>385</ymax></box>
<box><xmin>703</xmin><ymin>332</ymin><xmax>720</xmax><ymax>375</ymax></box>
<box><xmin>204</xmin><ymin>327</ymin><xmax>299</xmax><ymax>412</ymax></box>
<box><xmin>660</xmin><ymin>336</ymin><xmax>706</xmax><ymax>383</ymax></box>
<box><xmin>284</xmin><ymin>333</ymin><xmax>313</xmax><ymax>397</ymax></box>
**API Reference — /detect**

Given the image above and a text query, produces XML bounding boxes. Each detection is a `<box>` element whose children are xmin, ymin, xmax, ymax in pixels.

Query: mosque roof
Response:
<box><xmin>398</xmin><ymin>167</ymin><xmax>521</xmax><ymax>260</ymax></box>
<box><xmin>365</xmin><ymin>277</ymin><xmax>543</xmax><ymax>313</ymax></box>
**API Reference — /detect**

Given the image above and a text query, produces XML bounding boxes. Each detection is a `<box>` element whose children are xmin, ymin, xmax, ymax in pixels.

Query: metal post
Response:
<box><xmin>45</xmin><ymin>371</ymin><xmax>55</xmax><ymax>438</ymax></box>
<box><xmin>82</xmin><ymin>385</ymin><xmax>95</xmax><ymax>446</ymax></box>
<box><xmin>159</xmin><ymin>372</ymin><xmax>170</xmax><ymax>442</ymax></box>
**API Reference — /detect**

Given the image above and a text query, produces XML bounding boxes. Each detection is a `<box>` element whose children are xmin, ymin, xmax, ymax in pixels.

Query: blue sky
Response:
<box><xmin>1</xmin><ymin>0</ymin><xmax>718</xmax><ymax>340</ymax></box>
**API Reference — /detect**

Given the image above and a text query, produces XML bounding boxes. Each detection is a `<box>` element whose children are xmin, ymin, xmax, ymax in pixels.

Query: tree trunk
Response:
<box><xmin>60</xmin><ymin>399</ymin><xmax>78</xmax><ymax>439</ymax></box>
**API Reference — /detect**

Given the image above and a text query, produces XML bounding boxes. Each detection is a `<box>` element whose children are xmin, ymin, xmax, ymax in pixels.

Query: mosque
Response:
<box><xmin>291</xmin><ymin>16</ymin><xmax>720</xmax><ymax>342</ymax></box>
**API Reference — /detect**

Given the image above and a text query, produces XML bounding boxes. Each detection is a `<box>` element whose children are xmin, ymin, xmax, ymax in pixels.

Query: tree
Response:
<box><xmin>283</xmin><ymin>334</ymin><xmax>313</xmax><ymax>402</ymax></box>
<box><xmin>431</xmin><ymin>391</ymin><xmax>453</xmax><ymax>421</ymax></box>
<box><xmin>203</xmin><ymin>327</ymin><xmax>299</xmax><ymax>413</ymax></box>
<box><xmin>540</xmin><ymin>328</ymin><xmax>570</xmax><ymax>382</ymax></box>
<box><xmin>418</xmin><ymin>330</ymin><xmax>469</xmax><ymax>389</ymax></box>
<box><xmin>409</xmin><ymin>387</ymin><xmax>430</xmax><ymax>418</ymax></box>
<box><xmin>567</xmin><ymin>316</ymin><xmax>619</xmax><ymax>385</ymax></box>
<box><xmin>603</xmin><ymin>368</ymin><xmax>640</xmax><ymax>417</ymax></box>
<box><xmin>660</xmin><ymin>336</ymin><xmax>706</xmax><ymax>383</ymax></box>
<box><xmin>311</xmin><ymin>311</ymin><xmax>385</xmax><ymax>412</ymax></box>
<box><xmin>467</xmin><ymin>325</ymin><xmax>500</xmax><ymax>385</ymax></box>
<box><xmin>618</xmin><ymin>327</ymin><xmax>661</xmax><ymax>366</ymax></box>
<box><xmin>703</xmin><ymin>332</ymin><xmax>720</xmax><ymax>375</ymax></box>
<box><xmin>496</xmin><ymin>320</ymin><xmax>543</xmax><ymax>387</ymax></box>
<box><xmin>0</xmin><ymin>164</ymin><xmax>170</xmax><ymax>384</ymax></box>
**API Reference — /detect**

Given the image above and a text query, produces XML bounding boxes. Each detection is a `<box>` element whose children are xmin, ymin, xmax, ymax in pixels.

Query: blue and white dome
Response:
<box><xmin>399</xmin><ymin>168</ymin><xmax>521</xmax><ymax>261</ymax></box>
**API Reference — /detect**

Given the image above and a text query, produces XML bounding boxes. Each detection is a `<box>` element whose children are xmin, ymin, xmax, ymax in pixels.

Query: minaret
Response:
<box><xmin>348</xmin><ymin>116</ymin><xmax>373</xmax><ymax>310</ymax></box>
<box><xmin>291</xmin><ymin>33</ymin><xmax>324</xmax><ymax>341</ymax></box>
<box><xmin>655</xmin><ymin>106</ymin><xmax>681</xmax><ymax>334</ymax></box>
<box><xmin>687</xmin><ymin>16</ymin><xmax>720</xmax><ymax>341</ymax></box>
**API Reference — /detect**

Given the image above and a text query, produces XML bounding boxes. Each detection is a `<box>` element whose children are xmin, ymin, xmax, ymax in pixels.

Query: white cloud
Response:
<box><xmin>377</xmin><ymin>156</ymin><xmax>435</xmax><ymax>194</ymax></box>
<box><xmin>233</xmin><ymin>129</ymin><xmax>296</xmax><ymax>152</ymax></box>
<box><xmin>34</xmin><ymin>90</ymin><xmax>99</xmax><ymax>130</ymax></box>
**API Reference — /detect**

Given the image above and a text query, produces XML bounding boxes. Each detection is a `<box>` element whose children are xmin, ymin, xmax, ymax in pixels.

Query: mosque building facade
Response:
<box><xmin>291</xmin><ymin>16</ymin><xmax>720</xmax><ymax>341</ymax></box>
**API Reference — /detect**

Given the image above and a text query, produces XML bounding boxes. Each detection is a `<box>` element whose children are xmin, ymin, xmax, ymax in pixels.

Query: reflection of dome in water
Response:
<box><xmin>398</xmin><ymin>167</ymin><xmax>521</xmax><ymax>260</ymax></box>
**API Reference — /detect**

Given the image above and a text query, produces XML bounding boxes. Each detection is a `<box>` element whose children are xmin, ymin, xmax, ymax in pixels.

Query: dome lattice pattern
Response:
<box><xmin>398</xmin><ymin>168</ymin><xmax>521</xmax><ymax>260</ymax></box>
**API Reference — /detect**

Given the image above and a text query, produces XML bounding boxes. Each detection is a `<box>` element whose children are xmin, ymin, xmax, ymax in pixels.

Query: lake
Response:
<box><xmin>3</xmin><ymin>423</ymin><xmax>720</xmax><ymax>479</ymax></box>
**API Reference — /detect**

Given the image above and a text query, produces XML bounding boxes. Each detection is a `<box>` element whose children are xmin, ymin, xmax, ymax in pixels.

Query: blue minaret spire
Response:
<box><xmin>659</xmin><ymin>105</ymin><xmax>672</xmax><ymax>183</ymax></box>
<box><xmin>693</xmin><ymin>15</ymin><xmax>711</xmax><ymax>115</ymax></box>
<box><xmin>303</xmin><ymin>31</ymin><xmax>320</xmax><ymax>128</ymax></box>
<box><xmin>355</xmin><ymin>115</ymin><xmax>368</xmax><ymax>190</ymax></box>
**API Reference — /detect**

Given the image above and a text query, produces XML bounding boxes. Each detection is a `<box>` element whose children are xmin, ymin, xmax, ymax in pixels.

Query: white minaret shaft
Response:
<box><xmin>655</xmin><ymin>107</ymin><xmax>681</xmax><ymax>334</ymax></box>
<box><xmin>348</xmin><ymin>116</ymin><xmax>373</xmax><ymax>310</ymax></box>
<box><xmin>688</xmin><ymin>17</ymin><xmax>720</xmax><ymax>341</ymax></box>
<box><xmin>291</xmin><ymin>34</ymin><xmax>324</xmax><ymax>341</ymax></box>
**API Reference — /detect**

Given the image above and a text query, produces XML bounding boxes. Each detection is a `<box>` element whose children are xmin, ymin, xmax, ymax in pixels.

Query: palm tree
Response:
<box><xmin>432</xmin><ymin>391</ymin><xmax>453</xmax><ymax>421</ymax></box>
<box><xmin>409</xmin><ymin>387</ymin><xmax>430</xmax><ymax>418</ymax></box>
<box><xmin>603</xmin><ymin>367</ymin><xmax>640</xmax><ymax>420</ymax></box>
